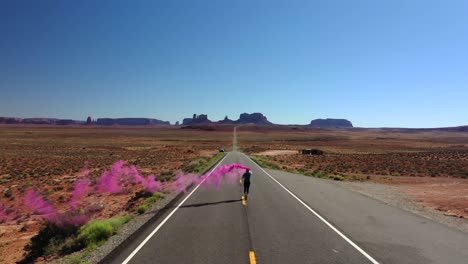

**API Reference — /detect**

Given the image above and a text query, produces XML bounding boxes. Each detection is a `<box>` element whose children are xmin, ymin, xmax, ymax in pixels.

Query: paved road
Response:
<box><xmin>104</xmin><ymin>133</ymin><xmax>468</xmax><ymax>264</ymax></box>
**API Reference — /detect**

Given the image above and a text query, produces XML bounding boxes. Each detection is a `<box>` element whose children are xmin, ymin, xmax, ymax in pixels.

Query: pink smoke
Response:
<box><xmin>201</xmin><ymin>164</ymin><xmax>250</xmax><ymax>189</ymax></box>
<box><xmin>16</xmin><ymin>160</ymin><xmax>250</xmax><ymax>228</ymax></box>
<box><xmin>24</xmin><ymin>189</ymin><xmax>90</xmax><ymax>227</ymax></box>
<box><xmin>146</xmin><ymin>175</ymin><xmax>164</xmax><ymax>193</ymax></box>
<box><xmin>166</xmin><ymin>172</ymin><xmax>200</xmax><ymax>193</ymax></box>
<box><xmin>68</xmin><ymin>177</ymin><xmax>91</xmax><ymax>210</ymax></box>
<box><xmin>95</xmin><ymin>161</ymin><xmax>250</xmax><ymax>193</ymax></box>
<box><xmin>96</xmin><ymin>160</ymin><xmax>167</xmax><ymax>193</ymax></box>
<box><xmin>97</xmin><ymin>170</ymin><xmax>122</xmax><ymax>193</ymax></box>
<box><xmin>96</xmin><ymin>160</ymin><xmax>126</xmax><ymax>193</ymax></box>
<box><xmin>164</xmin><ymin>164</ymin><xmax>251</xmax><ymax>192</ymax></box>
<box><xmin>24</xmin><ymin>189</ymin><xmax>58</xmax><ymax>222</ymax></box>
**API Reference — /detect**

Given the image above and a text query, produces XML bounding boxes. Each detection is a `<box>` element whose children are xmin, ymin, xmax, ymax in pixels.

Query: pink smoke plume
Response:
<box><xmin>69</xmin><ymin>161</ymin><xmax>92</xmax><ymax>207</ymax></box>
<box><xmin>204</xmin><ymin>164</ymin><xmax>250</xmax><ymax>187</ymax></box>
<box><xmin>166</xmin><ymin>163</ymin><xmax>251</xmax><ymax>192</ymax></box>
<box><xmin>24</xmin><ymin>189</ymin><xmax>58</xmax><ymax>222</ymax></box>
<box><xmin>97</xmin><ymin>160</ymin><xmax>125</xmax><ymax>193</ymax></box>
<box><xmin>166</xmin><ymin>172</ymin><xmax>200</xmax><ymax>193</ymax></box>
<box><xmin>96</xmin><ymin>160</ymin><xmax>166</xmax><ymax>193</ymax></box>
<box><xmin>16</xmin><ymin>160</ymin><xmax>250</xmax><ymax>228</ymax></box>
<box><xmin>24</xmin><ymin>189</ymin><xmax>89</xmax><ymax>227</ymax></box>
<box><xmin>95</xmin><ymin>160</ymin><xmax>250</xmax><ymax>194</ymax></box>
<box><xmin>146</xmin><ymin>175</ymin><xmax>164</xmax><ymax>193</ymax></box>
<box><xmin>68</xmin><ymin>178</ymin><xmax>91</xmax><ymax>210</ymax></box>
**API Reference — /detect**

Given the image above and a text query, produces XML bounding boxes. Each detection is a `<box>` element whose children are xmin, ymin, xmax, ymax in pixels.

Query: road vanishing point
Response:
<box><xmin>104</xmin><ymin>128</ymin><xmax>468</xmax><ymax>264</ymax></box>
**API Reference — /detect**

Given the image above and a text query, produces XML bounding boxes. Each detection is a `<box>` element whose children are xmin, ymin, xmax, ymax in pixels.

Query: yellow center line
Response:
<box><xmin>249</xmin><ymin>251</ymin><xmax>256</xmax><ymax>264</ymax></box>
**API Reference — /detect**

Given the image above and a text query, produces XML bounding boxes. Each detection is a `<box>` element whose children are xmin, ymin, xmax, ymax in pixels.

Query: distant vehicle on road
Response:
<box><xmin>301</xmin><ymin>149</ymin><xmax>324</xmax><ymax>155</ymax></box>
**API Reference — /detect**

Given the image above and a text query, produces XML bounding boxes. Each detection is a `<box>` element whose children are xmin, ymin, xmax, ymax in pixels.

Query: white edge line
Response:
<box><xmin>244</xmin><ymin>153</ymin><xmax>380</xmax><ymax>264</ymax></box>
<box><xmin>122</xmin><ymin>153</ymin><xmax>230</xmax><ymax>264</ymax></box>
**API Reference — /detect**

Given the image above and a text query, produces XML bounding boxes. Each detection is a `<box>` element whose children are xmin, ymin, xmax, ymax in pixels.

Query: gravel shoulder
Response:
<box><xmin>332</xmin><ymin>180</ymin><xmax>468</xmax><ymax>233</ymax></box>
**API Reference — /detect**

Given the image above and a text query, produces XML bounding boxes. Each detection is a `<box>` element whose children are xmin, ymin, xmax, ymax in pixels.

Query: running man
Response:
<box><xmin>242</xmin><ymin>169</ymin><xmax>252</xmax><ymax>199</ymax></box>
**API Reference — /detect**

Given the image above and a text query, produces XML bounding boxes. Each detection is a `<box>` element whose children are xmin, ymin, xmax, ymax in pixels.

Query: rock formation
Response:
<box><xmin>182</xmin><ymin>114</ymin><xmax>212</xmax><ymax>125</ymax></box>
<box><xmin>217</xmin><ymin>116</ymin><xmax>234</xmax><ymax>124</ymax></box>
<box><xmin>96</xmin><ymin>118</ymin><xmax>170</xmax><ymax>126</ymax></box>
<box><xmin>0</xmin><ymin>117</ymin><xmax>82</xmax><ymax>125</ymax></box>
<box><xmin>309</xmin><ymin>119</ymin><xmax>353</xmax><ymax>128</ymax></box>
<box><xmin>56</xmin><ymin>119</ymin><xmax>75</xmax><ymax>125</ymax></box>
<box><xmin>235</xmin><ymin>113</ymin><xmax>272</xmax><ymax>125</ymax></box>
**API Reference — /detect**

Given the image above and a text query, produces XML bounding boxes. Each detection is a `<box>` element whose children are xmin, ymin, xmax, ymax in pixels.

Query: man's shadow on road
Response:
<box><xmin>180</xmin><ymin>199</ymin><xmax>242</xmax><ymax>208</ymax></box>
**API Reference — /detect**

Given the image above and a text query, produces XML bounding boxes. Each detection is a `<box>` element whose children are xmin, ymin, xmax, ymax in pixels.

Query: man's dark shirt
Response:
<box><xmin>243</xmin><ymin>172</ymin><xmax>251</xmax><ymax>183</ymax></box>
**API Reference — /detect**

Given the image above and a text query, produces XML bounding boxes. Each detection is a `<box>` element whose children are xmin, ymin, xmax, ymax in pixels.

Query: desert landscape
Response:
<box><xmin>238</xmin><ymin>126</ymin><xmax>468</xmax><ymax>220</ymax></box>
<box><xmin>0</xmin><ymin>126</ymin><xmax>231</xmax><ymax>263</ymax></box>
<box><xmin>1</xmin><ymin>125</ymin><xmax>468</xmax><ymax>263</ymax></box>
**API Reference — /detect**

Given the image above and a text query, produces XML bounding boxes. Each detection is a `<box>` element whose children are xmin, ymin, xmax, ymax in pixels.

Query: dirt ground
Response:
<box><xmin>1</xmin><ymin>125</ymin><xmax>468</xmax><ymax>263</ymax></box>
<box><xmin>0</xmin><ymin>126</ymin><xmax>231</xmax><ymax>264</ymax></box>
<box><xmin>239</xmin><ymin>126</ymin><xmax>468</xmax><ymax>222</ymax></box>
<box><xmin>379</xmin><ymin>176</ymin><xmax>468</xmax><ymax>219</ymax></box>
<box><xmin>256</xmin><ymin>150</ymin><xmax>298</xmax><ymax>156</ymax></box>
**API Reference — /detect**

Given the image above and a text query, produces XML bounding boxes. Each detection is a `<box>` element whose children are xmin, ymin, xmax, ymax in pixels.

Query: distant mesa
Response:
<box><xmin>218</xmin><ymin>116</ymin><xmax>235</xmax><ymax>124</ymax></box>
<box><xmin>1</xmin><ymin>115</ymin><xmax>467</xmax><ymax>131</ymax></box>
<box><xmin>182</xmin><ymin>114</ymin><xmax>212</xmax><ymax>125</ymax></box>
<box><xmin>22</xmin><ymin>118</ymin><xmax>55</xmax><ymax>125</ymax></box>
<box><xmin>235</xmin><ymin>113</ymin><xmax>272</xmax><ymax>125</ymax></box>
<box><xmin>0</xmin><ymin>116</ymin><xmax>169</xmax><ymax>126</ymax></box>
<box><xmin>309</xmin><ymin>118</ymin><xmax>353</xmax><ymax>128</ymax></box>
<box><xmin>55</xmin><ymin>119</ymin><xmax>75</xmax><ymax>125</ymax></box>
<box><xmin>181</xmin><ymin>112</ymin><xmax>272</xmax><ymax>126</ymax></box>
<box><xmin>0</xmin><ymin>117</ymin><xmax>22</xmax><ymax>124</ymax></box>
<box><xmin>96</xmin><ymin>118</ymin><xmax>170</xmax><ymax>126</ymax></box>
<box><xmin>0</xmin><ymin>117</ymin><xmax>82</xmax><ymax>125</ymax></box>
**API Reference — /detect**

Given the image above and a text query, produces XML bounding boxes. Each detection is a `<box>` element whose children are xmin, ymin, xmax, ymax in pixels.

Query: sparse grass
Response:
<box><xmin>64</xmin><ymin>254</ymin><xmax>90</xmax><ymax>264</ymax></box>
<box><xmin>349</xmin><ymin>175</ymin><xmax>364</xmax><ymax>182</ymax></box>
<box><xmin>137</xmin><ymin>192</ymin><xmax>165</xmax><ymax>214</ymax></box>
<box><xmin>314</xmin><ymin>172</ymin><xmax>327</xmax><ymax>179</ymax></box>
<box><xmin>250</xmin><ymin>155</ymin><xmax>347</xmax><ymax>182</ymax></box>
<box><xmin>3</xmin><ymin>188</ymin><xmax>12</xmax><ymax>198</ymax></box>
<box><xmin>188</xmin><ymin>152</ymin><xmax>225</xmax><ymax>173</ymax></box>
<box><xmin>239</xmin><ymin>129</ymin><xmax>468</xmax><ymax>179</ymax></box>
<box><xmin>0</xmin><ymin>127</ymin><xmax>234</xmax><ymax>262</ymax></box>
<box><xmin>137</xmin><ymin>205</ymin><xmax>148</xmax><ymax>214</ymax></box>
<box><xmin>250</xmin><ymin>156</ymin><xmax>280</xmax><ymax>170</ymax></box>
<box><xmin>78</xmin><ymin>215</ymin><xmax>131</xmax><ymax>249</ymax></box>
<box><xmin>147</xmin><ymin>192</ymin><xmax>165</xmax><ymax>203</ymax></box>
<box><xmin>330</xmin><ymin>175</ymin><xmax>345</xmax><ymax>181</ymax></box>
<box><xmin>21</xmin><ymin>224</ymin><xmax>81</xmax><ymax>263</ymax></box>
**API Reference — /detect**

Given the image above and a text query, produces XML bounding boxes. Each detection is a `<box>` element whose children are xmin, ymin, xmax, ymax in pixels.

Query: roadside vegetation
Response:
<box><xmin>0</xmin><ymin>127</ymin><xmax>233</xmax><ymax>263</ymax></box>
<box><xmin>78</xmin><ymin>216</ymin><xmax>132</xmax><ymax>249</ymax></box>
<box><xmin>250</xmin><ymin>154</ymin><xmax>347</xmax><ymax>181</ymax></box>
<box><xmin>137</xmin><ymin>192</ymin><xmax>165</xmax><ymax>214</ymax></box>
<box><xmin>18</xmin><ymin>152</ymin><xmax>223</xmax><ymax>262</ymax></box>
<box><xmin>247</xmin><ymin>146</ymin><xmax>468</xmax><ymax>182</ymax></box>
<box><xmin>250</xmin><ymin>155</ymin><xmax>280</xmax><ymax>170</ymax></box>
<box><xmin>182</xmin><ymin>152</ymin><xmax>225</xmax><ymax>174</ymax></box>
<box><xmin>21</xmin><ymin>216</ymin><xmax>131</xmax><ymax>263</ymax></box>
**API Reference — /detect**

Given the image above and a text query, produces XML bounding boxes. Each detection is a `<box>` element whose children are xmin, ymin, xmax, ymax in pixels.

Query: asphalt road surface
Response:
<box><xmin>104</xmin><ymin>133</ymin><xmax>468</xmax><ymax>264</ymax></box>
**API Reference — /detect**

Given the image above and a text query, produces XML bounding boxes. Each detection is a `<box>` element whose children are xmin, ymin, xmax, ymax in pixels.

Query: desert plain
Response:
<box><xmin>0</xmin><ymin>125</ymin><xmax>467</xmax><ymax>263</ymax></box>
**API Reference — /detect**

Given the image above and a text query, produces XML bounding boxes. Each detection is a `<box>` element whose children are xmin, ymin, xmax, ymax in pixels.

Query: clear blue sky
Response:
<box><xmin>1</xmin><ymin>0</ymin><xmax>467</xmax><ymax>128</ymax></box>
